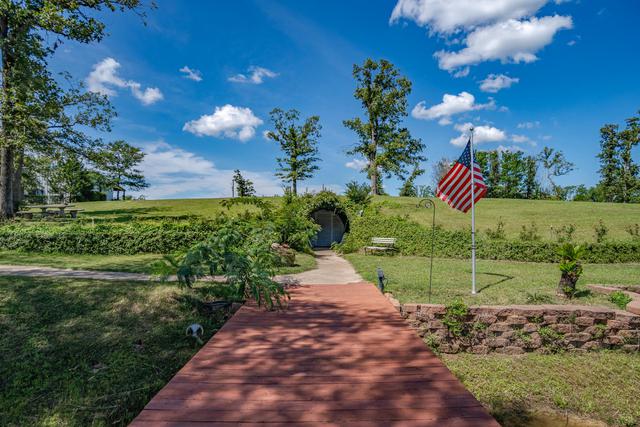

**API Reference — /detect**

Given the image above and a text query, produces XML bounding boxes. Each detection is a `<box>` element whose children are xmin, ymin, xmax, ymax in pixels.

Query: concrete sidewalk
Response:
<box><xmin>0</xmin><ymin>250</ymin><xmax>363</xmax><ymax>285</ymax></box>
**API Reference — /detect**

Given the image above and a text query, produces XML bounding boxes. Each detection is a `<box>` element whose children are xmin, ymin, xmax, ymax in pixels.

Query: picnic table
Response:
<box><xmin>22</xmin><ymin>204</ymin><xmax>84</xmax><ymax>219</ymax></box>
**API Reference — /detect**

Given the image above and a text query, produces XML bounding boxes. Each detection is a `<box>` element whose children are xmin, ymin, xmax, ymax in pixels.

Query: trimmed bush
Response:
<box><xmin>0</xmin><ymin>220</ymin><xmax>221</xmax><ymax>255</ymax></box>
<box><xmin>338</xmin><ymin>214</ymin><xmax>640</xmax><ymax>263</ymax></box>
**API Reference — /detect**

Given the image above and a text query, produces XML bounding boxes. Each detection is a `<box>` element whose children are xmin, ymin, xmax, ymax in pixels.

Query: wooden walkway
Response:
<box><xmin>131</xmin><ymin>283</ymin><xmax>499</xmax><ymax>426</ymax></box>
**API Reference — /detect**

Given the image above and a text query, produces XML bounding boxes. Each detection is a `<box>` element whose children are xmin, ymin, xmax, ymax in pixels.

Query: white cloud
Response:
<box><xmin>136</xmin><ymin>141</ymin><xmax>282</xmax><ymax>199</ymax></box>
<box><xmin>179</xmin><ymin>65</ymin><xmax>203</xmax><ymax>82</ymax></box>
<box><xmin>412</xmin><ymin>91</ymin><xmax>494</xmax><ymax>124</ymax></box>
<box><xmin>86</xmin><ymin>57</ymin><xmax>163</xmax><ymax>105</ymax></box>
<box><xmin>510</xmin><ymin>133</ymin><xmax>537</xmax><ymax>146</ymax></box>
<box><xmin>479</xmin><ymin>74</ymin><xmax>519</xmax><ymax>93</ymax></box>
<box><xmin>345</xmin><ymin>158</ymin><xmax>369</xmax><ymax>170</ymax></box>
<box><xmin>511</xmin><ymin>134</ymin><xmax>531</xmax><ymax>143</ymax></box>
<box><xmin>390</xmin><ymin>0</ymin><xmax>547</xmax><ymax>34</ymax></box>
<box><xmin>452</xmin><ymin>67</ymin><xmax>470</xmax><ymax>78</ymax></box>
<box><xmin>183</xmin><ymin>104</ymin><xmax>263</xmax><ymax>142</ymax></box>
<box><xmin>496</xmin><ymin>144</ymin><xmax>525</xmax><ymax>152</ymax></box>
<box><xmin>435</xmin><ymin>16</ymin><xmax>572</xmax><ymax>71</ymax></box>
<box><xmin>517</xmin><ymin>121</ymin><xmax>540</xmax><ymax>129</ymax></box>
<box><xmin>228</xmin><ymin>66</ymin><xmax>278</xmax><ymax>84</ymax></box>
<box><xmin>450</xmin><ymin>122</ymin><xmax>507</xmax><ymax>146</ymax></box>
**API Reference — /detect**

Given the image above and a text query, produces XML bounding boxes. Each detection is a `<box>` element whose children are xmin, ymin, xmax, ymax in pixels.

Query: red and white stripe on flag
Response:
<box><xmin>436</xmin><ymin>140</ymin><xmax>487</xmax><ymax>213</ymax></box>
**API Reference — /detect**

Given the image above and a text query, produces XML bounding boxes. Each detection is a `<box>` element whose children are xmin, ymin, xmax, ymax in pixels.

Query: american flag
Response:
<box><xmin>436</xmin><ymin>139</ymin><xmax>487</xmax><ymax>213</ymax></box>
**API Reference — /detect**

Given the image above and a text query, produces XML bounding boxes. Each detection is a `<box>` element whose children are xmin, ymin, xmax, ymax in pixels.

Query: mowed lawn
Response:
<box><xmin>0</xmin><ymin>251</ymin><xmax>317</xmax><ymax>275</ymax></box>
<box><xmin>71</xmin><ymin>196</ymin><xmax>640</xmax><ymax>242</ymax></box>
<box><xmin>345</xmin><ymin>254</ymin><xmax>640</xmax><ymax>306</ymax></box>
<box><xmin>376</xmin><ymin>196</ymin><xmax>640</xmax><ymax>242</ymax></box>
<box><xmin>0</xmin><ymin>276</ymin><xmax>225</xmax><ymax>426</ymax></box>
<box><xmin>443</xmin><ymin>352</ymin><xmax>640</xmax><ymax>427</ymax></box>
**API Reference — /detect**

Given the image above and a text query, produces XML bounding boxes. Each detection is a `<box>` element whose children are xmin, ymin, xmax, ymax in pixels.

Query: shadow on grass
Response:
<box><xmin>477</xmin><ymin>271</ymin><xmax>515</xmax><ymax>293</ymax></box>
<box><xmin>0</xmin><ymin>276</ymin><xmax>224</xmax><ymax>426</ymax></box>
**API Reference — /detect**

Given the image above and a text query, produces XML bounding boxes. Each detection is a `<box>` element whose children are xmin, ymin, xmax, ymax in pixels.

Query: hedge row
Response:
<box><xmin>0</xmin><ymin>221</ymin><xmax>221</xmax><ymax>255</ymax></box>
<box><xmin>339</xmin><ymin>214</ymin><xmax>640</xmax><ymax>263</ymax></box>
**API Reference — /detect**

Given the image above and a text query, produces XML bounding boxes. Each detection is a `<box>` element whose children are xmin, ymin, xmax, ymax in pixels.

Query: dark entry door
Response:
<box><xmin>312</xmin><ymin>209</ymin><xmax>345</xmax><ymax>247</ymax></box>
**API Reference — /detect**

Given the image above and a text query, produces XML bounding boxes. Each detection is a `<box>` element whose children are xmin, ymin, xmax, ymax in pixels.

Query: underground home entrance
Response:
<box><xmin>311</xmin><ymin>209</ymin><xmax>348</xmax><ymax>248</ymax></box>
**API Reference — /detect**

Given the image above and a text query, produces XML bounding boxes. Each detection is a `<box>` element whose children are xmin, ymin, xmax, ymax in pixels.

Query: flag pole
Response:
<box><xmin>469</xmin><ymin>127</ymin><xmax>477</xmax><ymax>295</ymax></box>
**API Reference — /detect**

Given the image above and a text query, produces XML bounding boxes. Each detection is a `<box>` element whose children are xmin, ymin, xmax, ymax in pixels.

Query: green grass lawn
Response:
<box><xmin>0</xmin><ymin>250</ymin><xmax>316</xmax><ymax>275</ymax></box>
<box><xmin>345</xmin><ymin>254</ymin><xmax>640</xmax><ymax>306</ymax></box>
<box><xmin>376</xmin><ymin>196</ymin><xmax>640</xmax><ymax>242</ymax></box>
<box><xmin>60</xmin><ymin>196</ymin><xmax>640</xmax><ymax>242</ymax></box>
<box><xmin>0</xmin><ymin>276</ymin><xmax>226</xmax><ymax>426</ymax></box>
<box><xmin>443</xmin><ymin>352</ymin><xmax>640</xmax><ymax>427</ymax></box>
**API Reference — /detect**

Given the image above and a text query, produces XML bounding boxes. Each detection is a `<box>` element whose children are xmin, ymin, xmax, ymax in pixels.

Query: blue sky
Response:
<box><xmin>52</xmin><ymin>0</ymin><xmax>640</xmax><ymax>199</ymax></box>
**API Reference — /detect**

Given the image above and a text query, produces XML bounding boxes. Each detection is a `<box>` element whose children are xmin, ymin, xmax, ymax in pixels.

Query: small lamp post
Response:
<box><xmin>417</xmin><ymin>198</ymin><xmax>436</xmax><ymax>303</ymax></box>
<box><xmin>376</xmin><ymin>267</ymin><xmax>386</xmax><ymax>293</ymax></box>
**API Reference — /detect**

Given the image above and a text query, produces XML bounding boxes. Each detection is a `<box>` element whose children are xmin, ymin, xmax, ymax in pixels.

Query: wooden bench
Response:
<box><xmin>364</xmin><ymin>237</ymin><xmax>397</xmax><ymax>254</ymax></box>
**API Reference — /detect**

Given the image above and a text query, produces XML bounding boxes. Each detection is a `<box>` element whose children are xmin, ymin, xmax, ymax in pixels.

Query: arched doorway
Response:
<box><xmin>311</xmin><ymin>209</ymin><xmax>346</xmax><ymax>247</ymax></box>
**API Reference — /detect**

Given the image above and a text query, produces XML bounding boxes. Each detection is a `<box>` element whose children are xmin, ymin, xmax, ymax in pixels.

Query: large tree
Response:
<box><xmin>0</xmin><ymin>0</ymin><xmax>144</xmax><ymax>217</ymax></box>
<box><xmin>266</xmin><ymin>108</ymin><xmax>321</xmax><ymax>195</ymax></box>
<box><xmin>232</xmin><ymin>169</ymin><xmax>255</xmax><ymax>197</ymax></box>
<box><xmin>93</xmin><ymin>140</ymin><xmax>147</xmax><ymax>200</ymax></box>
<box><xmin>343</xmin><ymin>59</ymin><xmax>424</xmax><ymax>195</ymax></box>
<box><xmin>537</xmin><ymin>146</ymin><xmax>574</xmax><ymax>197</ymax></box>
<box><xmin>597</xmin><ymin>112</ymin><xmax>640</xmax><ymax>203</ymax></box>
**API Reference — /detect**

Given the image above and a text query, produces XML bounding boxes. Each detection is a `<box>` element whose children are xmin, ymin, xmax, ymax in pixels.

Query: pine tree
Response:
<box><xmin>233</xmin><ymin>170</ymin><xmax>255</xmax><ymax>197</ymax></box>
<box><xmin>93</xmin><ymin>141</ymin><xmax>147</xmax><ymax>200</ymax></box>
<box><xmin>343</xmin><ymin>59</ymin><xmax>424</xmax><ymax>195</ymax></box>
<box><xmin>266</xmin><ymin>108</ymin><xmax>321</xmax><ymax>195</ymax></box>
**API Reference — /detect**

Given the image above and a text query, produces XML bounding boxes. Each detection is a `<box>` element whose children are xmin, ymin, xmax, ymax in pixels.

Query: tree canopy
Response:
<box><xmin>343</xmin><ymin>58</ymin><xmax>425</xmax><ymax>195</ymax></box>
<box><xmin>266</xmin><ymin>108</ymin><xmax>321</xmax><ymax>195</ymax></box>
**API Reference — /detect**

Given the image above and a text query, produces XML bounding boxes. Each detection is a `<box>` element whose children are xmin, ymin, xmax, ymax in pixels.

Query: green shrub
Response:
<box><xmin>519</xmin><ymin>222</ymin><xmax>540</xmax><ymax>241</ymax></box>
<box><xmin>154</xmin><ymin>220</ymin><xmax>288</xmax><ymax>309</ymax></box>
<box><xmin>626</xmin><ymin>224</ymin><xmax>640</xmax><ymax>239</ymax></box>
<box><xmin>554</xmin><ymin>224</ymin><xmax>576</xmax><ymax>243</ymax></box>
<box><xmin>0</xmin><ymin>219</ymin><xmax>222</xmax><ymax>254</ymax></box>
<box><xmin>485</xmin><ymin>219</ymin><xmax>506</xmax><ymax>240</ymax></box>
<box><xmin>344</xmin><ymin>181</ymin><xmax>372</xmax><ymax>206</ymax></box>
<box><xmin>337</xmin><ymin>213</ymin><xmax>640</xmax><ymax>263</ymax></box>
<box><xmin>594</xmin><ymin>219</ymin><xmax>608</xmax><ymax>243</ymax></box>
<box><xmin>609</xmin><ymin>291</ymin><xmax>633</xmax><ymax>310</ymax></box>
<box><xmin>442</xmin><ymin>299</ymin><xmax>469</xmax><ymax>338</ymax></box>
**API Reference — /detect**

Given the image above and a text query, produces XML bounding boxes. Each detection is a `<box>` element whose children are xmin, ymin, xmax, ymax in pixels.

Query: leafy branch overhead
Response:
<box><xmin>0</xmin><ymin>1</ymin><xmax>147</xmax><ymax>217</ymax></box>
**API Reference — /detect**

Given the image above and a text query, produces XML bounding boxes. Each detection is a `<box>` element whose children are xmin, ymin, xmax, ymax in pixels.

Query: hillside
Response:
<box><xmin>73</xmin><ymin>196</ymin><xmax>640</xmax><ymax>242</ymax></box>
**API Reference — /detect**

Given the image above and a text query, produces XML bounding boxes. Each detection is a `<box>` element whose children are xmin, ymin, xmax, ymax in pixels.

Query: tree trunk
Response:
<box><xmin>122</xmin><ymin>189</ymin><xmax>126</xmax><ymax>200</ymax></box>
<box><xmin>12</xmin><ymin>148</ymin><xmax>23</xmax><ymax>210</ymax></box>
<box><xmin>557</xmin><ymin>272</ymin><xmax>576</xmax><ymax>298</ymax></box>
<box><xmin>292</xmin><ymin>180</ymin><xmax>297</xmax><ymax>196</ymax></box>
<box><xmin>369</xmin><ymin>125</ymin><xmax>379</xmax><ymax>195</ymax></box>
<box><xmin>0</xmin><ymin>14</ymin><xmax>15</xmax><ymax>218</ymax></box>
<box><xmin>0</xmin><ymin>146</ymin><xmax>14</xmax><ymax>218</ymax></box>
<box><xmin>370</xmin><ymin>165</ymin><xmax>378</xmax><ymax>196</ymax></box>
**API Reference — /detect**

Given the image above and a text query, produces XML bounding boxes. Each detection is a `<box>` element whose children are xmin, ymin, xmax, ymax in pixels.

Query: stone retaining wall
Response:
<box><xmin>386</xmin><ymin>295</ymin><xmax>640</xmax><ymax>354</ymax></box>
